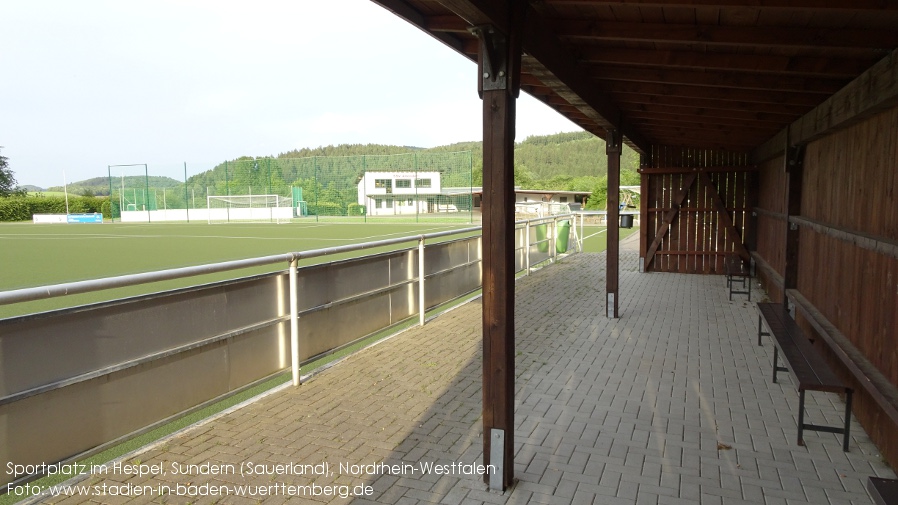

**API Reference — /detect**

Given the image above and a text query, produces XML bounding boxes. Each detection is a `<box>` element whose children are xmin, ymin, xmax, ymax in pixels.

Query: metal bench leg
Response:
<box><xmin>773</xmin><ymin>346</ymin><xmax>779</xmax><ymax>383</ymax></box>
<box><xmin>758</xmin><ymin>314</ymin><xmax>763</xmax><ymax>346</ymax></box>
<box><xmin>797</xmin><ymin>389</ymin><xmax>806</xmax><ymax>446</ymax></box>
<box><xmin>843</xmin><ymin>390</ymin><xmax>853</xmax><ymax>452</ymax></box>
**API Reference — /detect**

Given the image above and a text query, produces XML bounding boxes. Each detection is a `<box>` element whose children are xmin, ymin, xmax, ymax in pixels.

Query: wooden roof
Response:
<box><xmin>371</xmin><ymin>0</ymin><xmax>898</xmax><ymax>155</ymax></box>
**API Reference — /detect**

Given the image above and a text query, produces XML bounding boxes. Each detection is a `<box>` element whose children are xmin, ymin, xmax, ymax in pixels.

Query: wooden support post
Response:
<box><xmin>606</xmin><ymin>129</ymin><xmax>621</xmax><ymax>318</ymax></box>
<box><xmin>472</xmin><ymin>19</ymin><xmax>520</xmax><ymax>491</ymax></box>
<box><xmin>747</xmin><ymin>170</ymin><xmax>760</xmax><ymax>255</ymax></box>
<box><xmin>783</xmin><ymin>143</ymin><xmax>805</xmax><ymax>307</ymax></box>
<box><xmin>638</xmin><ymin>152</ymin><xmax>650</xmax><ymax>272</ymax></box>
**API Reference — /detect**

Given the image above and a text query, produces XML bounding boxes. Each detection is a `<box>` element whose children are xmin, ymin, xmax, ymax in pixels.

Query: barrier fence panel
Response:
<box><xmin>0</xmin><ymin>216</ymin><xmax>574</xmax><ymax>489</ymax></box>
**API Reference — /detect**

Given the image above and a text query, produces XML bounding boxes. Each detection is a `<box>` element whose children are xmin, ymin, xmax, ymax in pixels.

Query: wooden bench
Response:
<box><xmin>756</xmin><ymin>302</ymin><xmax>853</xmax><ymax>451</ymax></box>
<box><xmin>725</xmin><ymin>255</ymin><xmax>750</xmax><ymax>301</ymax></box>
<box><xmin>869</xmin><ymin>477</ymin><xmax>898</xmax><ymax>505</ymax></box>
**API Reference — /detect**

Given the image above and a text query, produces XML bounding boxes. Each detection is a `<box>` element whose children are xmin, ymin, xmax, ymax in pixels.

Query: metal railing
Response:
<box><xmin>0</xmin><ymin>215</ymin><xmax>578</xmax><ymax>488</ymax></box>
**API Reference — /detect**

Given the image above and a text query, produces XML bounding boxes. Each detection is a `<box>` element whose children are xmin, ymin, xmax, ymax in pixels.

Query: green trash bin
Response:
<box><xmin>535</xmin><ymin>224</ymin><xmax>549</xmax><ymax>253</ymax></box>
<box><xmin>555</xmin><ymin>220</ymin><xmax>571</xmax><ymax>253</ymax></box>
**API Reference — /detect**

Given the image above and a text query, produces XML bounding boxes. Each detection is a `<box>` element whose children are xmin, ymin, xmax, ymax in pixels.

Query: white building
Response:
<box><xmin>357</xmin><ymin>171</ymin><xmax>451</xmax><ymax>216</ymax></box>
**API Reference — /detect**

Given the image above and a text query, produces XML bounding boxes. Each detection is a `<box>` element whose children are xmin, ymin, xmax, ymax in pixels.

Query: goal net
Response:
<box><xmin>206</xmin><ymin>195</ymin><xmax>294</xmax><ymax>224</ymax></box>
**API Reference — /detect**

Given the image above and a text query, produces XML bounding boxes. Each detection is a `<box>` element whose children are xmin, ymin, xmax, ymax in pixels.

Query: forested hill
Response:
<box><xmin>275</xmin><ymin>131</ymin><xmax>640</xmax><ymax>183</ymax></box>
<box><xmin>47</xmin><ymin>176</ymin><xmax>182</xmax><ymax>196</ymax></box>
<box><xmin>53</xmin><ymin>132</ymin><xmax>640</xmax><ymax>208</ymax></box>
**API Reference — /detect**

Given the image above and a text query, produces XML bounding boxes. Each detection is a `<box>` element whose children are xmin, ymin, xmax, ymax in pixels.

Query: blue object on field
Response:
<box><xmin>67</xmin><ymin>213</ymin><xmax>103</xmax><ymax>223</ymax></box>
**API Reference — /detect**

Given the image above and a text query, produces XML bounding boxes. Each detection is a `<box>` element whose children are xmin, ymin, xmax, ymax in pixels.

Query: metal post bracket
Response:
<box><xmin>470</xmin><ymin>25</ymin><xmax>508</xmax><ymax>93</ymax></box>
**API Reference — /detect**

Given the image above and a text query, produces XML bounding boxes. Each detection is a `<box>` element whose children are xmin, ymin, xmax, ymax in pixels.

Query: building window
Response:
<box><xmin>375</xmin><ymin>198</ymin><xmax>383</xmax><ymax>209</ymax></box>
<box><xmin>374</xmin><ymin>179</ymin><xmax>391</xmax><ymax>189</ymax></box>
<box><xmin>560</xmin><ymin>196</ymin><xmax>568</xmax><ymax>203</ymax></box>
<box><xmin>415</xmin><ymin>178</ymin><xmax>431</xmax><ymax>188</ymax></box>
<box><xmin>396</xmin><ymin>179</ymin><xmax>411</xmax><ymax>189</ymax></box>
<box><xmin>386</xmin><ymin>199</ymin><xmax>393</xmax><ymax>208</ymax></box>
<box><xmin>407</xmin><ymin>198</ymin><xmax>413</xmax><ymax>206</ymax></box>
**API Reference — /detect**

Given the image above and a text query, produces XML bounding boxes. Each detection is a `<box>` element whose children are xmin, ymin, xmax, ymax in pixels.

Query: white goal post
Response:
<box><xmin>206</xmin><ymin>195</ymin><xmax>294</xmax><ymax>224</ymax></box>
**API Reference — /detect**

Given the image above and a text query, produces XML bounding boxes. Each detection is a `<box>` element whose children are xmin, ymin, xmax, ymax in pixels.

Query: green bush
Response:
<box><xmin>347</xmin><ymin>203</ymin><xmax>365</xmax><ymax>216</ymax></box>
<box><xmin>311</xmin><ymin>201</ymin><xmax>344</xmax><ymax>216</ymax></box>
<box><xmin>0</xmin><ymin>196</ymin><xmax>110</xmax><ymax>222</ymax></box>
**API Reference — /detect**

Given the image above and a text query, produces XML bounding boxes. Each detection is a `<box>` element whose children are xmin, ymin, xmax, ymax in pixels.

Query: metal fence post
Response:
<box><xmin>525</xmin><ymin>220</ymin><xmax>531</xmax><ymax>275</ymax></box>
<box><xmin>289</xmin><ymin>258</ymin><xmax>300</xmax><ymax>386</ymax></box>
<box><xmin>549</xmin><ymin>216</ymin><xmax>558</xmax><ymax>263</ymax></box>
<box><xmin>419</xmin><ymin>236</ymin><xmax>426</xmax><ymax>326</ymax></box>
<box><xmin>579</xmin><ymin>212</ymin><xmax>584</xmax><ymax>251</ymax></box>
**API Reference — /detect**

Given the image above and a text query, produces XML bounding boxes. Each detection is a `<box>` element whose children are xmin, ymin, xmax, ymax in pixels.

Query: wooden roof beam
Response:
<box><xmin>518</xmin><ymin>35</ymin><xmax>651</xmax><ymax>153</ymax></box>
<box><xmin>634</xmin><ymin>120</ymin><xmax>775</xmax><ymax>136</ymax></box>
<box><xmin>556</xmin><ymin>20</ymin><xmax>898</xmax><ymax>51</ymax></box>
<box><xmin>612</xmin><ymin>92</ymin><xmax>812</xmax><ymax>116</ymax></box>
<box><xmin>590</xmin><ymin>66</ymin><xmax>846</xmax><ymax>95</ymax></box>
<box><xmin>579</xmin><ymin>47</ymin><xmax>877</xmax><ymax>78</ymax></box>
<box><xmin>541</xmin><ymin>0</ymin><xmax>898</xmax><ymax>11</ymax></box>
<box><xmin>619</xmin><ymin>102</ymin><xmax>799</xmax><ymax>124</ymax></box>
<box><xmin>626</xmin><ymin>111</ymin><xmax>784</xmax><ymax>129</ymax></box>
<box><xmin>425</xmin><ymin>14</ymin><xmax>470</xmax><ymax>33</ymax></box>
<box><xmin>643</xmin><ymin>132</ymin><xmax>762</xmax><ymax>149</ymax></box>
<box><xmin>602</xmin><ymin>81</ymin><xmax>824</xmax><ymax>107</ymax></box>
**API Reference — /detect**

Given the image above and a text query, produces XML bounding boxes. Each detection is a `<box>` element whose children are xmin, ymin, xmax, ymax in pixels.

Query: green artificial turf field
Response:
<box><xmin>0</xmin><ymin>220</ymin><xmax>633</xmax><ymax>318</ymax></box>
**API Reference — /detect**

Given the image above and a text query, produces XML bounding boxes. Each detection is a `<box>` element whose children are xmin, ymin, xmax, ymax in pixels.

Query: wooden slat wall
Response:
<box><xmin>643</xmin><ymin>146</ymin><xmax>753</xmax><ymax>273</ymax></box>
<box><xmin>754</xmin><ymin>106</ymin><xmax>898</xmax><ymax>466</ymax></box>
<box><xmin>796</xmin><ymin>107</ymin><xmax>898</xmax><ymax>465</ymax></box>
<box><xmin>755</xmin><ymin>155</ymin><xmax>788</xmax><ymax>302</ymax></box>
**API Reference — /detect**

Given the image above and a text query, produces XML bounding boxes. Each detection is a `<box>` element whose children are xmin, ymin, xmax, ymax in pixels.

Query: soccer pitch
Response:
<box><xmin>0</xmin><ymin>221</ymin><xmax>630</xmax><ymax>319</ymax></box>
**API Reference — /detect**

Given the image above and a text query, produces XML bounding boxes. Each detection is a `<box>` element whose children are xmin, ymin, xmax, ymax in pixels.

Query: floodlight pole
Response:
<box><xmin>144</xmin><ymin>164</ymin><xmax>150</xmax><ymax>223</ymax></box>
<box><xmin>107</xmin><ymin>166</ymin><xmax>114</xmax><ymax>223</ymax></box>
<box><xmin>63</xmin><ymin>170</ymin><xmax>70</xmax><ymax>216</ymax></box>
<box><xmin>184</xmin><ymin>162</ymin><xmax>190</xmax><ymax>223</ymax></box>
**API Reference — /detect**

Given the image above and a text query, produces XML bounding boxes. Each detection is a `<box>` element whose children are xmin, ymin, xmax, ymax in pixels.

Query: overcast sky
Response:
<box><xmin>0</xmin><ymin>0</ymin><xmax>581</xmax><ymax>188</ymax></box>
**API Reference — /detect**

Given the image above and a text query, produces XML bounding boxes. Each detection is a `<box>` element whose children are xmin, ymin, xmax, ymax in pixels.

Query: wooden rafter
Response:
<box><xmin>556</xmin><ymin>20</ymin><xmax>898</xmax><ymax>50</ymax></box>
<box><xmin>619</xmin><ymin>103</ymin><xmax>798</xmax><ymax>124</ymax></box>
<box><xmin>590</xmin><ymin>66</ymin><xmax>846</xmax><ymax>95</ymax></box>
<box><xmin>541</xmin><ymin>0</ymin><xmax>898</xmax><ymax>10</ymax></box>
<box><xmin>603</xmin><ymin>82</ymin><xmax>825</xmax><ymax>107</ymax></box>
<box><xmin>640</xmin><ymin>166</ymin><xmax>757</xmax><ymax>174</ymax></box>
<box><xmin>612</xmin><ymin>92</ymin><xmax>813</xmax><ymax>116</ymax></box>
<box><xmin>578</xmin><ymin>47</ymin><xmax>875</xmax><ymax>78</ymax></box>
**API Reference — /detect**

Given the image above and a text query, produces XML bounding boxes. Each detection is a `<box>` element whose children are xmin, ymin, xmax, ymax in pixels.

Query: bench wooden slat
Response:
<box><xmin>758</xmin><ymin>304</ymin><xmax>846</xmax><ymax>393</ymax></box>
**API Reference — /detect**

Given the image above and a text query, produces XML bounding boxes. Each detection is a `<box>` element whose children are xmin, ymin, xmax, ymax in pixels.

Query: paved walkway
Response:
<box><xmin>41</xmin><ymin>245</ymin><xmax>895</xmax><ymax>504</ymax></box>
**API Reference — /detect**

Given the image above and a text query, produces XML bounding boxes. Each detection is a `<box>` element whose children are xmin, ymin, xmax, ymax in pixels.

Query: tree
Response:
<box><xmin>0</xmin><ymin>147</ymin><xmax>25</xmax><ymax>197</ymax></box>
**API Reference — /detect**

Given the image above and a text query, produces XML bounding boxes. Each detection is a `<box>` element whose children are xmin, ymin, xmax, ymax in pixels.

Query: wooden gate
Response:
<box><xmin>640</xmin><ymin>148</ymin><xmax>756</xmax><ymax>274</ymax></box>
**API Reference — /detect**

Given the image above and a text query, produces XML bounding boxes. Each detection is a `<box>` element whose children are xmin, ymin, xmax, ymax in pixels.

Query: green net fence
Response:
<box><xmin>107</xmin><ymin>152</ymin><xmax>475</xmax><ymax>223</ymax></box>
